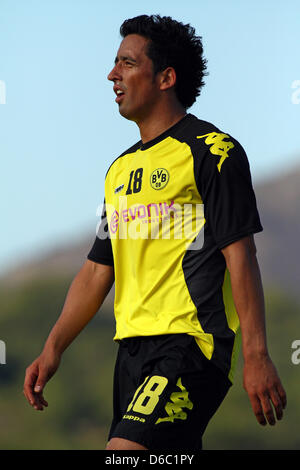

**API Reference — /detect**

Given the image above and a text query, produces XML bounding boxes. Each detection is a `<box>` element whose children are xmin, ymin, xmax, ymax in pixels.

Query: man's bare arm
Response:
<box><xmin>221</xmin><ymin>235</ymin><xmax>287</xmax><ymax>426</ymax></box>
<box><xmin>23</xmin><ymin>260</ymin><xmax>114</xmax><ymax>410</ymax></box>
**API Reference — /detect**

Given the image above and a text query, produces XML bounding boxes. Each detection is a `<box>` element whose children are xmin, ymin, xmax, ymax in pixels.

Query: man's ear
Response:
<box><xmin>159</xmin><ymin>67</ymin><xmax>177</xmax><ymax>91</ymax></box>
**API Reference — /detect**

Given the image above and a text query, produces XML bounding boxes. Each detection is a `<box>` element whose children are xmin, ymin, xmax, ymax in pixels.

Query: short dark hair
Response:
<box><xmin>120</xmin><ymin>14</ymin><xmax>208</xmax><ymax>109</ymax></box>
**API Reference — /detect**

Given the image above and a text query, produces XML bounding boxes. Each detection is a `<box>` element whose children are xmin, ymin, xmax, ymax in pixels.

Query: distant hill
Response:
<box><xmin>0</xmin><ymin>161</ymin><xmax>299</xmax><ymax>300</ymax></box>
<box><xmin>254</xmin><ymin>163</ymin><xmax>300</xmax><ymax>299</ymax></box>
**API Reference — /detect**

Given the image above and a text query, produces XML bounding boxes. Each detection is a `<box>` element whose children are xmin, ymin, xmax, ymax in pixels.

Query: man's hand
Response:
<box><xmin>23</xmin><ymin>351</ymin><xmax>61</xmax><ymax>411</ymax></box>
<box><xmin>243</xmin><ymin>353</ymin><xmax>287</xmax><ymax>426</ymax></box>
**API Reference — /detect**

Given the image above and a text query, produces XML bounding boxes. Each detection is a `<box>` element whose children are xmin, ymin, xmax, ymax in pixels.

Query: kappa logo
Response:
<box><xmin>0</xmin><ymin>340</ymin><xmax>6</xmax><ymax>364</ymax></box>
<box><xmin>155</xmin><ymin>377</ymin><xmax>193</xmax><ymax>425</ymax></box>
<box><xmin>197</xmin><ymin>132</ymin><xmax>235</xmax><ymax>172</ymax></box>
<box><xmin>150</xmin><ymin>168</ymin><xmax>169</xmax><ymax>190</ymax></box>
<box><xmin>114</xmin><ymin>184</ymin><xmax>124</xmax><ymax>194</ymax></box>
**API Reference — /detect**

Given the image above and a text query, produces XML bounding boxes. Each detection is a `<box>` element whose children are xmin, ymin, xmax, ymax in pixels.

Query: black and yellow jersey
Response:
<box><xmin>87</xmin><ymin>113</ymin><xmax>263</xmax><ymax>383</ymax></box>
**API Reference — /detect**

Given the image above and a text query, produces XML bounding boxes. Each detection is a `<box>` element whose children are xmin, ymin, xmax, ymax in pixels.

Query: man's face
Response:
<box><xmin>107</xmin><ymin>34</ymin><xmax>161</xmax><ymax>122</ymax></box>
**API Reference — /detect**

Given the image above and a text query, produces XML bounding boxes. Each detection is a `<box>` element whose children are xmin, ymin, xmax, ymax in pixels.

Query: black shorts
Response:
<box><xmin>108</xmin><ymin>334</ymin><xmax>231</xmax><ymax>451</ymax></box>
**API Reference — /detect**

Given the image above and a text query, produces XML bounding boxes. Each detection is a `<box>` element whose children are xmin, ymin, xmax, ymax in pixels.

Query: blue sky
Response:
<box><xmin>0</xmin><ymin>0</ymin><xmax>300</xmax><ymax>273</ymax></box>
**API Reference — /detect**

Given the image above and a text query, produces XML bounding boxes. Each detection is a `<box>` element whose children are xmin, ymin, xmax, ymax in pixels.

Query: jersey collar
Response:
<box><xmin>140</xmin><ymin>113</ymin><xmax>195</xmax><ymax>151</ymax></box>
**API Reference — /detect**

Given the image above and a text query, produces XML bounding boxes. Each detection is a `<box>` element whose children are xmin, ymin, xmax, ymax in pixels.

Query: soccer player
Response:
<box><xmin>23</xmin><ymin>15</ymin><xmax>287</xmax><ymax>451</ymax></box>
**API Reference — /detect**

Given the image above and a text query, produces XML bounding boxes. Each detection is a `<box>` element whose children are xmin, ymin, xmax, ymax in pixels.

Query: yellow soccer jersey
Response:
<box><xmin>88</xmin><ymin>114</ymin><xmax>263</xmax><ymax>383</ymax></box>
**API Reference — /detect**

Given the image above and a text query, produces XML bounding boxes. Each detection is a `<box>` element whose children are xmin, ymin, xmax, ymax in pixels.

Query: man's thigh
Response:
<box><xmin>106</xmin><ymin>437</ymin><xmax>148</xmax><ymax>450</ymax></box>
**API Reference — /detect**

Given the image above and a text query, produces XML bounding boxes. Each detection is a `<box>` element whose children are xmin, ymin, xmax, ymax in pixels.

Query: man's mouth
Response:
<box><xmin>114</xmin><ymin>87</ymin><xmax>125</xmax><ymax>104</ymax></box>
<box><xmin>116</xmin><ymin>92</ymin><xmax>125</xmax><ymax>103</ymax></box>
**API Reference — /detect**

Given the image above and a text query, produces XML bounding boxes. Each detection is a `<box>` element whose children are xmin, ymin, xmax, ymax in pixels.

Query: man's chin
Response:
<box><xmin>118</xmin><ymin>105</ymin><xmax>136</xmax><ymax>122</ymax></box>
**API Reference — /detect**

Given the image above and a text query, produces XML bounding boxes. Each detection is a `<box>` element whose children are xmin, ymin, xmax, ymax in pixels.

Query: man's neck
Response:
<box><xmin>137</xmin><ymin>105</ymin><xmax>187</xmax><ymax>144</ymax></box>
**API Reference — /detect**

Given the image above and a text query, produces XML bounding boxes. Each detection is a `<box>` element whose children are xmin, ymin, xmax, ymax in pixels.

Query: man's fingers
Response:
<box><xmin>277</xmin><ymin>382</ymin><xmax>287</xmax><ymax>409</ymax></box>
<box><xmin>260</xmin><ymin>392</ymin><xmax>276</xmax><ymax>426</ymax></box>
<box><xmin>33</xmin><ymin>392</ymin><xmax>48</xmax><ymax>409</ymax></box>
<box><xmin>23</xmin><ymin>367</ymin><xmax>39</xmax><ymax>406</ymax></box>
<box><xmin>23</xmin><ymin>363</ymin><xmax>49</xmax><ymax>410</ymax></box>
<box><xmin>24</xmin><ymin>352</ymin><xmax>62</xmax><ymax>412</ymax></box>
<box><xmin>269</xmin><ymin>380</ymin><xmax>287</xmax><ymax>421</ymax></box>
<box><xmin>244</xmin><ymin>358</ymin><xmax>287</xmax><ymax>426</ymax></box>
<box><xmin>32</xmin><ymin>374</ymin><xmax>48</xmax><ymax>410</ymax></box>
<box><xmin>34</xmin><ymin>373</ymin><xmax>48</xmax><ymax>393</ymax></box>
<box><xmin>249</xmin><ymin>394</ymin><xmax>267</xmax><ymax>426</ymax></box>
<box><xmin>40</xmin><ymin>397</ymin><xmax>48</xmax><ymax>406</ymax></box>
<box><xmin>251</xmin><ymin>387</ymin><xmax>286</xmax><ymax>426</ymax></box>
<box><xmin>269</xmin><ymin>388</ymin><xmax>283</xmax><ymax>421</ymax></box>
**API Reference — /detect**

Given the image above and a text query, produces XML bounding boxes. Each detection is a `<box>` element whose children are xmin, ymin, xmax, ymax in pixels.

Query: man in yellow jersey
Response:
<box><xmin>23</xmin><ymin>15</ymin><xmax>286</xmax><ymax>450</ymax></box>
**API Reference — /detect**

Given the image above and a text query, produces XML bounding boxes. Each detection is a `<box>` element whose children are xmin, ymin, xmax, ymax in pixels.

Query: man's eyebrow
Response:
<box><xmin>114</xmin><ymin>55</ymin><xmax>137</xmax><ymax>64</ymax></box>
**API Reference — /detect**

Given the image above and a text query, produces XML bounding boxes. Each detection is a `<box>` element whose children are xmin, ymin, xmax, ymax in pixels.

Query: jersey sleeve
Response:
<box><xmin>87</xmin><ymin>198</ymin><xmax>114</xmax><ymax>266</ymax></box>
<box><xmin>197</xmin><ymin>137</ymin><xmax>263</xmax><ymax>250</ymax></box>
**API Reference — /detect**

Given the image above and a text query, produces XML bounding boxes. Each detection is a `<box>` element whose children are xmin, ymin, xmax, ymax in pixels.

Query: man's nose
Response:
<box><xmin>107</xmin><ymin>64</ymin><xmax>122</xmax><ymax>82</ymax></box>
